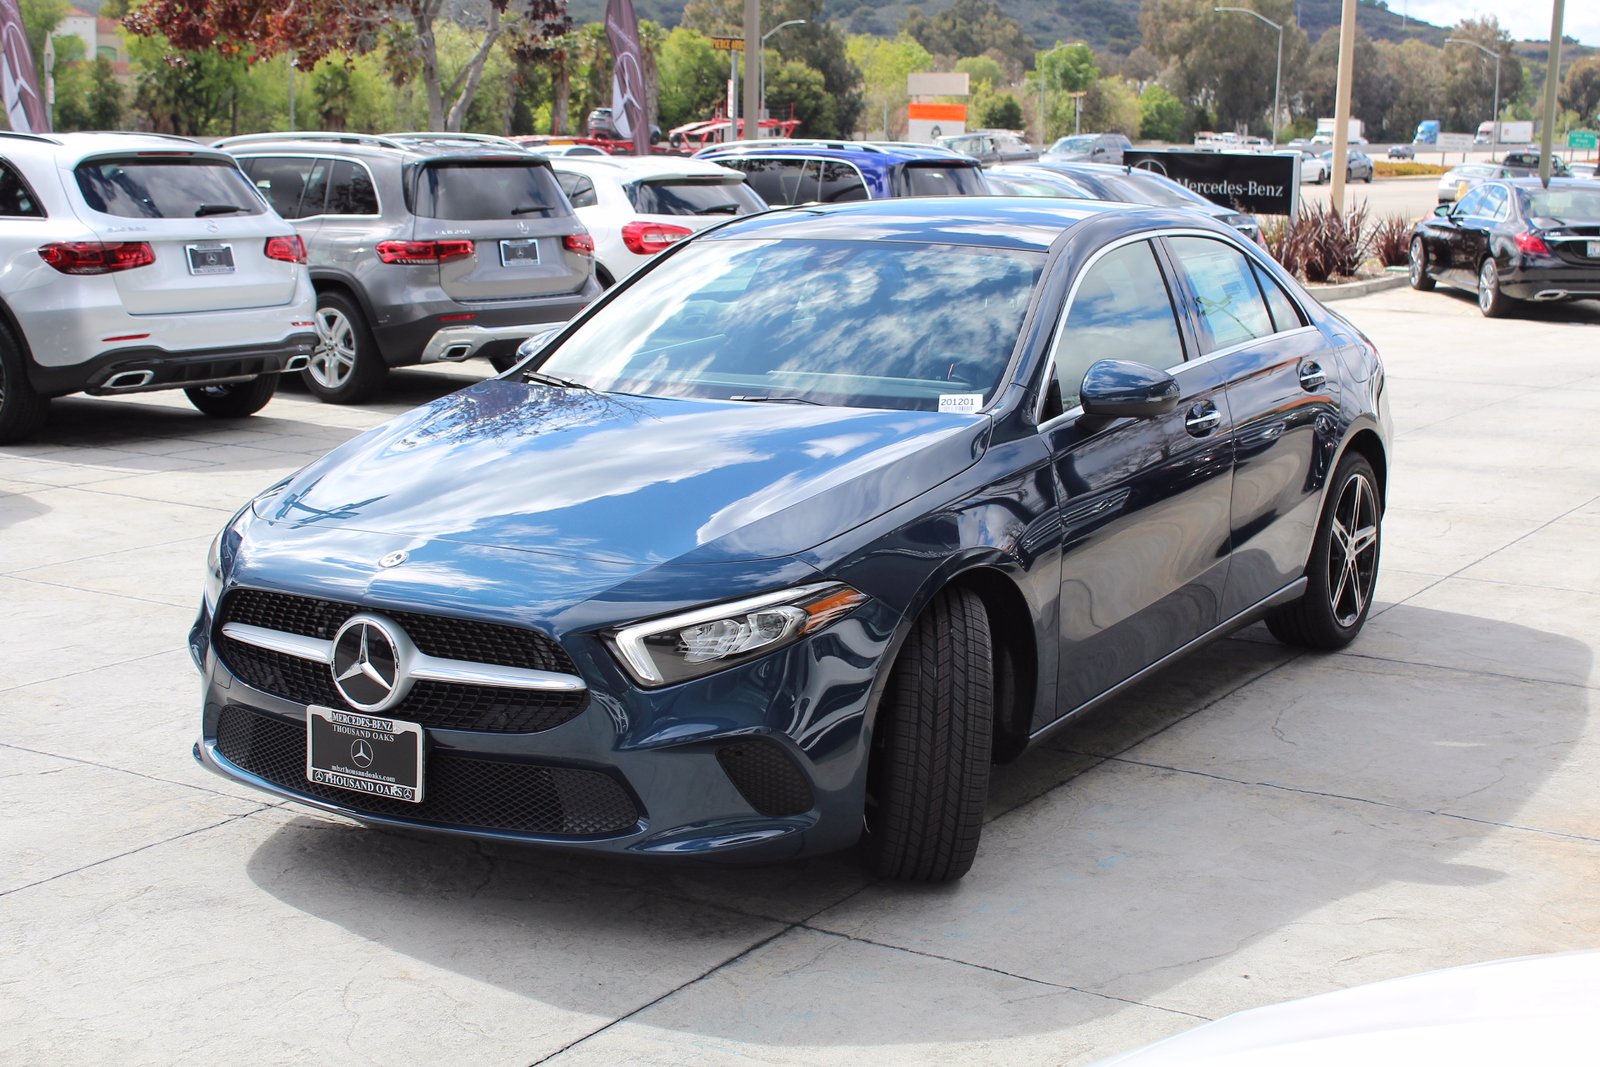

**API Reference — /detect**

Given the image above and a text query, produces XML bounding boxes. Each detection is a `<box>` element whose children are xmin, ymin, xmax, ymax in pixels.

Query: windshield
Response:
<box><xmin>1103</xmin><ymin>172</ymin><xmax>1210</xmax><ymax>209</ymax></box>
<box><xmin>1047</xmin><ymin>135</ymin><xmax>1097</xmax><ymax>154</ymax></box>
<box><xmin>629</xmin><ymin>178</ymin><xmax>765</xmax><ymax>216</ymax></box>
<box><xmin>537</xmin><ymin>238</ymin><xmax>1043</xmax><ymax>411</ymax></box>
<box><xmin>1518</xmin><ymin>187</ymin><xmax>1600</xmax><ymax>219</ymax></box>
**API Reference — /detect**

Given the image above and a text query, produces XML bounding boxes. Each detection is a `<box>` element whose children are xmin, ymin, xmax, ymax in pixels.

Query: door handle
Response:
<box><xmin>1185</xmin><ymin>404</ymin><xmax>1221</xmax><ymax>436</ymax></box>
<box><xmin>1298</xmin><ymin>361</ymin><xmax>1327</xmax><ymax>392</ymax></box>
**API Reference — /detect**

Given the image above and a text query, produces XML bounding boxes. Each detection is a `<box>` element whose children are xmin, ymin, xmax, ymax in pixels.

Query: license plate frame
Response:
<box><xmin>186</xmin><ymin>242</ymin><xmax>235</xmax><ymax>275</ymax></box>
<box><xmin>499</xmin><ymin>238</ymin><xmax>540</xmax><ymax>267</ymax></box>
<box><xmin>305</xmin><ymin>705</ymin><xmax>424</xmax><ymax>804</ymax></box>
<box><xmin>1587</xmin><ymin>240</ymin><xmax>1600</xmax><ymax>259</ymax></box>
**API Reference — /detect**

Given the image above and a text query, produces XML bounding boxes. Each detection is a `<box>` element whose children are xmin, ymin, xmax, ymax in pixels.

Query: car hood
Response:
<box><xmin>256</xmin><ymin>380</ymin><xmax>989</xmax><ymax>565</ymax></box>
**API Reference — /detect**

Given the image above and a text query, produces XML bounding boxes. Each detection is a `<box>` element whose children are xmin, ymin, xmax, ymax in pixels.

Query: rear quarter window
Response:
<box><xmin>76</xmin><ymin>157</ymin><xmax>265</xmax><ymax>219</ymax></box>
<box><xmin>0</xmin><ymin>159</ymin><xmax>43</xmax><ymax>217</ymax></box>
<box><xmin>412</xmin><ymin>160</ymin><xmax>567</xmax><ymax>219</ymax></box>
<box><xmin>900</xmin><ymin>163</ymin><xmax>988</xmax><ymax>197</ymax></box>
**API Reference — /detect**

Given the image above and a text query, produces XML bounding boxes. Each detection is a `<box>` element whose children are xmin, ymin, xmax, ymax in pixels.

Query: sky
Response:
<box><xmin>1397</xmin><ymin>1</ymin><xmax>1599</xmax><ymax>49</ymax></box>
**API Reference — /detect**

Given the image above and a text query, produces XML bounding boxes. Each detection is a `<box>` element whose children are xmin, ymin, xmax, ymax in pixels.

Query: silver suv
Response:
<box><xmin>217</xmin><ymin>133</ymin><xmax>601</xmax><ymax>403</ymax></box>
<box><xmin>0</xmin><ymin>131</ymin><xmax>317</xmax><ymax>443</ymax></box>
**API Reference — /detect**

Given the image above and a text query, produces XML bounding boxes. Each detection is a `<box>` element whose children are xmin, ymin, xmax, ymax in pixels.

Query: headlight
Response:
<box><xmin>202</xmin><ymin>505</ymin><xmax>251</xmax><ymax>611</ymax></box>
<box><xmin>609</xmin><ymin>583</ymin><xmax>866</xmax><ymax>688</ymax></box>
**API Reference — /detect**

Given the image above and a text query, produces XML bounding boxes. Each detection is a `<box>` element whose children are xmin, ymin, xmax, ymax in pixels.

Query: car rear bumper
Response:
<box><xmin>372</xmin><ymin>285</ymin><xmax>600</xmax><ymax>367</ymax></box>
<box><xmin>30</xmin><ymin>333</ymin><xmax>318</xmax><ymax>397</ymax></box>
<box><xmin>1500</xmin><ymin>263</ymin><xmax>1600</xmax><ymax>300</ymax></box>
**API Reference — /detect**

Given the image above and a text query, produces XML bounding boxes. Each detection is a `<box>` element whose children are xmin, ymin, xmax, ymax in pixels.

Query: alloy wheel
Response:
<box><xmin>1327</xmin><ymin>471</ymin><xmax>1379</xmax><ymax>628</ymax></box>
<box><xmin>1478</xmin><ymin>260</ymin><xmax>1498</xmax><ymax>313</ymax></box>
<box><xmin>311</xmin><ymin>307</ymin><xmax>357</xmax><ymax>389</ymax></box>
<box><xmin>1409</xmin><ymin>238</ymin><xmax>1423</xmax><ymax>286</ymax></box>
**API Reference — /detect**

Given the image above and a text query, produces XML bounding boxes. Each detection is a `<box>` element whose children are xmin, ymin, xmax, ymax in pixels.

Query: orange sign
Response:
<box><xmin>907</xmin><ymin>103</ymin><xmax>967</xmax><ymax>122</ymax></box>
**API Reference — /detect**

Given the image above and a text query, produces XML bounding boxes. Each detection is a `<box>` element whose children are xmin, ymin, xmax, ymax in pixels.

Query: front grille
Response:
<box><xmin>216</xmin><ymin>590</ymin><xmax>588</xmax><ymax>733</ymax></box>
<box><xmin>716</xmin><ymin>738</ymin><xmax>815</xmax><ymax>818</ymax></box>
<box><xmin>215</xmin><ymin>705</ymin><xmax>641</xmax><ymax>836</ymax></box>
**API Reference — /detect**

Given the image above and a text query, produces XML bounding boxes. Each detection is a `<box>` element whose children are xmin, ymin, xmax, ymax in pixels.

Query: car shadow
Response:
<box><xmin>1430</xmin><ymin>285</ymin><xmax>1600</xmax><ymax>324</ymax></box>
<box><xmin>243</xmin><ymin>607</ymin><xmax>1589</xmax><ymax>1045</ymax></box>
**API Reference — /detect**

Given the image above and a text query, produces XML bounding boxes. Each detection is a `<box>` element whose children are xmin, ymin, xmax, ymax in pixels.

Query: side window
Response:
<box><xmin>1055</xmin><ymin>241</ymin><xmax>1184</xmax><ymax>410</ymax></box>
<box><xmin>818</xmin><ymin>161</ymin><xmax>868</xmax><ymax>203</ymax></box>
<box><xmin>1167</xmin><ymin>236</ymin><xmax>1274</xmax><ymax>352</ymax></box>
<box><xmin>1252</xmin><ymin>263</ymin><xmax>1304</xmax><ymax>333</ymax></box>
<box><xmin>299</xmin><ymin>159</ymin><xmax>332</xmax><ymax>217</ymax></box>
<box><xmin>245</xmin><ymin>155</ymin><xmax>318</xmax><ymax>219</ymax></box>
<box><xmin>0</xmin><ymin>159</ymin><xmax>42</xmax><ymax>217</ymax></box>
<box><xmin>325</xmin><ymin>161</ymin><xmax>378</xmax><ymax>215</ymax></box>
<box><xmin>1455</xmin><ymin>186</ymin><xmax>1490</xmax><ymax>216</ymax></box>
<box><xmin>724</xmin><ymin>158</ymin><xmax>806</xmax><ymax>206</ymax></box>
<box><xmin>555</xmin><ymin>172</ymin><xmax>597</xmax><ymax>208</ymax></box>
<box><xmin>1481</xmin><ymin>184</ymin><xmax>1509</xmax><ymax>221</ymax></box>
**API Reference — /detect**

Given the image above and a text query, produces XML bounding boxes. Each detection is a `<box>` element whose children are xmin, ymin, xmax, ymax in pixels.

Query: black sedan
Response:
<box><xmin>1016</xmin><ymin>159</ymin><xmax>1266</xmax><ymax>245</ymax></box>
<box><xmin>1409</xmin><ymin>177</ymin><xmax>1600</xmax><ymax>316</ymax></box>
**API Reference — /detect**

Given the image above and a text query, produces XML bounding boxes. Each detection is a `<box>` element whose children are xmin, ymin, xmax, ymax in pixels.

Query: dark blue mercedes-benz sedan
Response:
<box><xmin>192</xmin><ymin>198</ymin><xmax>1390</xmax><ymax>881</ymax></box>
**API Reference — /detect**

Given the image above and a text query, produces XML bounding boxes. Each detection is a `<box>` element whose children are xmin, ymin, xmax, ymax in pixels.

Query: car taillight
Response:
<box><xmin>38</xmin><ymin>241</ymin><xmax>155</xmax><ymax>275</ymax></box>
<box><xmin>264</xmin><ymin>235</ymin><xmax>307</xmax><ymax>263</ymax></box>
<box><xmin>1514</xmin><ymin>231</ymin><xmax>1552</xmax><ymax>256</ymax></box>
<box><xmin>563</xmin><ymin>233</ymin><xmax>595</xmax><ymax>255</ymax></box>
<box><xmin>376</xmin><ymin>239</ymin><xmax>474</xmax><ymax>265</ymax></box>
<box><xmin>621</xmin><ymin>221</ymin><xmax>693</xmax><ymax>256</ymax></box>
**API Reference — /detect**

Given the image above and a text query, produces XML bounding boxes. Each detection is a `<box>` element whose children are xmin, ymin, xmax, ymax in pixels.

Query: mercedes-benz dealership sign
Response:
<box><xmin>1124</xmin><ymin>149</ymin><xmax>1300</xmax><ymax>216</ymax></box>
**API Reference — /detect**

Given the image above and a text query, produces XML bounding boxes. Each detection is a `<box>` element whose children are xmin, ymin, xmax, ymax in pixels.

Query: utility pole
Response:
<box><xmin>1539</xmin><ymin>0</ymin><xmax>1566</xmax><ymax>186</ymax></box>
<box><xmin>1329</xmin><ymin>0</ymin><xmax>1356</xmax><ymax>213</ymax></box>
<box><xmin>742</xmin><ymin>0</ymin><xmax>760</xmax><ymax>142</ymax></box>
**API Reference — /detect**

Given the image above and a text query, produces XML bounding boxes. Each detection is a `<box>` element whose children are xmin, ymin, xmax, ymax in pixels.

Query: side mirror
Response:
<box><xmin>1079</xmin><ymin>360</ymin><xmax>1181</xmax><ymax>419</ymax></box>
<box><xmin>509</xmin><ymin>324</ymin><xmax>562</xmax><ymax>371</ymax></box>
<box><xmin>1432</xmin><ymin>203</ymin><xmax>1454</xmax><ymax>218</ymax></box>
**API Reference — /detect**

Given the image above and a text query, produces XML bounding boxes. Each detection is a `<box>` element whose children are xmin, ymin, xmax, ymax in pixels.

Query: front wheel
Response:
<box><xmin>1408</xmin><ymin>236</ymin><xmax>1435</xmax><ymax>291</ymax></box>
<box><xmin>185</xmin><ymin>374</ymin><xmax>278</xmax><ymax>418</ymax></box>
<box><xmin>863</xmin><ymin>587</ymin><xmax>994</xmax><ymax>882</ymax></box>
<box><xmin>1478</xmin><ymin>257</ymin><xmax>1514</xmax><ymax>318</ymax></box>
<box><xmin>306</xmin><ymin>291</ymin><xmax>386</xmax><ymax>404</ymax></box>
<box><xmin>1266</xmin><ymin>453</ymin><xmax>1382</xmax><ymax>650</ymax></box>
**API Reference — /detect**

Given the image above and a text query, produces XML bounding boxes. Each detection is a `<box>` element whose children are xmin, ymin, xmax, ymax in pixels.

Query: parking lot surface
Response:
<box><xmin>3</xmin><ymin>287</ymin><xmax>1599</xmax><ymax>1065</ymax></box>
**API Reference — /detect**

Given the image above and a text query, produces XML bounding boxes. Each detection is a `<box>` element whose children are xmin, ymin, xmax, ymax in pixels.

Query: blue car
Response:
<box><xmin>694</xmin><ymin>140</ymin><xmax>990</xmax><ymax>205</ymax></box>
<box><xmin>193</xmin><ymin>198</ymin><xmax>1391</xmax><ymax>881</ymax></box>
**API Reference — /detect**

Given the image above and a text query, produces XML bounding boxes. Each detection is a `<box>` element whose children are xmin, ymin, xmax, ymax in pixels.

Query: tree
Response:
<box><xmin>954</xmin><ymin>54</ymin><xmax>1003</xmax><ymax>92</ymax></box>
<box><xmin>903</xmin><ymin>0</ymin><xmax>1032</xmax><ymax>76</ymax></box>
<box><xmin>1561</xmin><ymin>56</ymin><xmax>1600</xmax><ymax>125</ymax></box>
<box><xmin>657</xmin><ymin>27</ymin><xmax>724</xmax><ymax>130</ymax></box>
<box><xmin>1138</xmin><ymin>83</ymin><xmax>1184</xmax><ymax>141</ymax></box>
<box><xmin>1141</xmin><ymin>0</ymin><xmax>1307</xmax><ymax>136</ymax></box>
<box><xmin>765</xmin><ymin>58</ymin><xmax>835</xmax><ymax>138</ymax></box>
<box><xmin>1438</xmin><ymin>17</ymin><xmax>1522</xmax><ymax>133</ymax></box>
<box><xmin>1083</xmin><ymin>75</ymin><xmax>1138</xmax><ymax>135</ymax></box>
<box><xmin>848</xmin><ymin>32</ymin><xmax>931</xmax><ymax>138</ymax></box>
<box><xmin>1375</xmin><ymin>39</ymin><xmax>1445</xmax><ymax>136</ymax></box>
<box><xmin>1301</xmin><ymin>26</ymin><xmax>1398</xmax><ymax>138</ymax></box>
<box><xmin>975</xmin><ymin>91</ymin><xmax>1022</xmax><ymax>130</ymax></box>
<box><xmin>20</xmin><ymin>0</ymin><xmax>67</xmax><ymax>85</ymax></box>
<box><xmin>127</xmin><ymin>32</ymin><xmax>253</xmax><ymax>135</ymax></box>
<box><xmin>1028</xmin><ymin>42</ymin><xmax>1096</xmax><ymax>141</ymax></box>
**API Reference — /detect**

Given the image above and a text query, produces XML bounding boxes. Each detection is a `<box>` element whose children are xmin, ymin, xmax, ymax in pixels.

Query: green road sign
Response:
<box><xmin>1568</xmin><ymin>130</ymin><xmax>1597</xmax><ymax>149</ymax></box>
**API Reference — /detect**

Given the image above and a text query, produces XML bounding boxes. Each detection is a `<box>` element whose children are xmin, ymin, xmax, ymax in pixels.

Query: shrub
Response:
<box><xmin>1265</xmin><ymin>201</ymin><xmax>1370</xmax><ymax>282</ymax></box>
<box><xmin>1368</xmin><ymin>214</ymin><xmax>1413</xmax><ymax>267</ymax></box>
<box><xmin>1375</xmin><ymin>161</ymin><xmax>1447</xmax><ymax>177</ymax></box>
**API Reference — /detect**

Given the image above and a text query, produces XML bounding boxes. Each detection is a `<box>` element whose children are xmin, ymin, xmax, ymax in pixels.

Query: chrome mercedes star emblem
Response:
<box><xmin>330</xmin><ymin>616</ymin><xmax>405</xmax><ymax>712</ymax></box>
<box><xmin>379</xmin><ymin>550</ymin><xmax>408</xmax><ymax>568</ymax></box>
<box><xmin>350</xmin><ymin>738</ymin><xmax>374</xmax><ymax>769</ymax></box>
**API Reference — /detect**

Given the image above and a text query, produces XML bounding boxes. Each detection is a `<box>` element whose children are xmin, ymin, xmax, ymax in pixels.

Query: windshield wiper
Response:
<box><xmin>727</xmin><ymin>394</ymin><xmax>819</xmax><ymax>405</ymax></box>
<box><xmin>510</xmin><ymin>204</ymin><xmax>548</xmax><ymax>215</ymax></box>
<box><xmin>696</xmin><ymin>204</ymin><xmax>741</xmax><ymax>215</ymax></box>
<box><xmin>195</xmin><ymin>203</ymin><xmax>248</xmax><ymax>216</ymax></box>
<box><xmin>522</xmin><ymin>369</ymin><xmax>591</xmax><ymax>390</ymax></box>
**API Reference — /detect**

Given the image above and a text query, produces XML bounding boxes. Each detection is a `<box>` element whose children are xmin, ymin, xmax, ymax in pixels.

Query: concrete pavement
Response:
<box><xmin>3</xmin><ymin>289</ymin><xmax>1599</xmax><ymax>1065</ymax></box>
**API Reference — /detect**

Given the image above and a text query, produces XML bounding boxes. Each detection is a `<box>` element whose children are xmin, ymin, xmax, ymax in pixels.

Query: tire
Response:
<box><xmin>1364</xmin><ymin>170</ymin><xmax>1374</xmax><ymax>183</ymax></box>
<box><xmin>184</xmin><ymin>374</ymin><xmax>278</xmax><ymax>418</ymax></box>
<box><xmin>1266</xmin><ymin>453</ymin><xmax>1382</xmax><ymax>651</ymax></box>
<box><xmin>1477</xmin><ymin>257</ymin><xmax>1514</xmax><ymax>318</ymax></box>
<box><xmin>863</xmin><ymin>586</ymin><xmax>994</xmax><ymax>882</ymax></box>
<box><xmin>306</xmin><ymin>291</ymin><xmax>386</xmax><ymax>404</ymax></box>
<box><xmin>1408</xmin><ymin>236</ymin><xmax>1435</xmax><ymax>291</ymax></box>
<box><xmin>488</xmin><ymin>352</ymin><xmax>522</xmax><ymax>374</ymax></box>
<box><xmin>0</xmin><ymin>320</ymin><xmax>50</xmax><ymax>444</ymax></box>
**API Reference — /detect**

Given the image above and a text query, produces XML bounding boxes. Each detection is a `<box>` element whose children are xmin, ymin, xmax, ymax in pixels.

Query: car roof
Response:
<box><xmin>211</xmin><ymin>131</ymin><xmax>544</xmax><ymax>164</ymax></box>
<box><xmin>698</xmin><ymin>140</ymin><xmax>977</xmax><ymax>165</ymax></box>
<box><xmin>548</xmin><ymin>155</ymin><xmax>743</xmax><ymax>181</ymax></box>
<box><xmin>0</xmin><ymin>130</ymin><xmax>232</xmax><ymax>163</ymax></box>
<box><xmin>696</xmin><ymin>196</ymin><xmax>1209</xmax><ymax>252</ymax></box>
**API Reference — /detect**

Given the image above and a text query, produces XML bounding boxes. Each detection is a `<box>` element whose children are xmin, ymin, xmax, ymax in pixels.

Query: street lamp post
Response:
<box><xmin>758</xmin><ymin>18</ymin><xmax>806</xmax><ymax>131</ymax></box>
<box><xmin>1446</xmin><ymin>37</ymin><xmax>1502</xmax><ymax>158</ymax></box>
<box><xmin>1215</xmin><ymin>6</ymin><xmax>1283</xmax><ymax>147</ymax></box>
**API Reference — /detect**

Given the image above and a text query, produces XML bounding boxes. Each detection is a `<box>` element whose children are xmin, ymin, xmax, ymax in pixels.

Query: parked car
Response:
<box><xmin>1409</xmin><ymin>177</ymin><xmax>1600</xmax><ymax>317</ymax></box>
<box><xmin>1026</xmin><ymin>160</ymin><xmax>1266</xmax><ymax>245</ymax></box>
<box><xmin>1498</xmin><ymin>150</ymin><xmax>1570</xmax><ymax>177</ymax></box>
<box><xmin>548</xmin><ymin>155</ymin><xmax>766</xmax><ymax>287</ymax></box>
<box><xmin>1324</xmin><ymin>148</ymin><xmax>1374</xmax><ymax>182</ymax></box>
<box><xmin>216</xmin><ymin>132</ymin><xmax>600</xmax><ymax>400</ymax></box>
<box><xmin>936</xmin><ymin>129</ymin><xmax>1037</xmax><ymax>164</ymax></box>
<box><xmin>695</xmin><ymin>140</ymin><xmax>990</xmax><ymax>205</ymax></box>
<box><xmin>1388</xmin><ymin>143</ymin><xmax>1415</xmax><ymax>159</ymax></box>
<box><xmin>1570</xmin><ymin>162</ymin><xmax>1598</xmax><ymax>179</ymax></box>
<box><xmin>585</xmin><ymin>107</ymin><xmax>662</xmax><ymax>145</ymax></box>
<box><xmin>0</xmin><ymin>131</ymin><xmax>316</xmax><ymax>443</ymax></box>
<box><xmin>1043</xmin><ymin>132</ymin><xmax>1133</xmax><ymax>165</ymax></box>
<box><xmin>981</xmin><ymin>165</ymin><xmax>1093</xmax><ymax>198</ymax></box>
<box><xmin>193</xmin><ymin>196</ymin><xmax>1390</xmax><ymax>883</ymax></box>
<box><xmin>1437</xmin><ymin>162</ymin><xmax>1512</xmax><ymax>203</ymax></box>
<box><xmin>1300</xmin><ymin>150</ymin><xmax>1332</xmax><ymax>184</ymax></box>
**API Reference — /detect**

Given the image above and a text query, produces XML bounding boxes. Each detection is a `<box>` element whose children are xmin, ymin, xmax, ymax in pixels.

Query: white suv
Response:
<box><xmin>548</xmin><ymin>155</ymin><xmax>765</xmax><ymax>287</ymax></box>
<box><xmin>0</xmin><ymin>132</ymin><xmax>316</xmax><ymax>442</ymax></box>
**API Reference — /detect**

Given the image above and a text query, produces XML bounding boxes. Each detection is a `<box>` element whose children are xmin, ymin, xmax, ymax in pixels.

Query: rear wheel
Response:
<box><xmin>0</xmin><ymin>322</ymin><xmax>50</xmax><ymax>444</ymax></box>
<box><xmin>184</xmin><ymin>374</ymin><xmax>277</xmax><ymax>418</ymax></box>
<box><xmin>863</xmin><ymin>587</ymin><xmax>994</xmax><ymax>882</ymax></box>
<box><xmin>1478</xmin><ymin>257</ymin><xmax>1514</xmax><ymax>318</ymax></box>
<box><xmin>1267</xmin><ymin>453</ymin><xmax>1382</xmax><ymax>650</ymax></box>
<box><xmin>306</xmin><ymin>291</ymin><xmax>386</xmax><ymax>404</ymax></box>
<box><xmin>1408</xmin><ymin>236</ymin><xmax>1435</xmax><ymax>291</ymax></box>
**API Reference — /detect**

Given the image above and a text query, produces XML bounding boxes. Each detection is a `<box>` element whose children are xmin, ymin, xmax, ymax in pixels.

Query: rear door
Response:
<box><xmin>1041</xmin><ymin>236</ymin><xmax>1235</xmax><ymax>723</ymax></box>
<box><xmin>409</xmin><ymin>156</ymin><xmax>590</xmax><ymax>301</ymax></box>
<box><xmin>1448</xmin><ymin>184</ymin><xmax>1502</xmax><ymax>282</ymax></box>
<box><xmin>71</xmin><ymin>152</ymin><xmax>300</xmax><ymax>314</ymax></box>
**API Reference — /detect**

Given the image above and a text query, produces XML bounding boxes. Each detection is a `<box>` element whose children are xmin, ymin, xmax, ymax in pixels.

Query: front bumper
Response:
<box><xmin>189</xmin><ymin>582</ymin><xmax>895</xmax><ymax>863</ymax></box>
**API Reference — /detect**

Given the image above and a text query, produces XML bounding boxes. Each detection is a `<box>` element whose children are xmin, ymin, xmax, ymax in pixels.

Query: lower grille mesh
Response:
<box><xmin>216</xmin><ymin>705</ymin><xmax>640</xmax><ymax>836</ymax></box>
<box><xmin>716</xmin><ymin>738</ymin><xmax>815</xmax><ymax>817</ymax></box>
